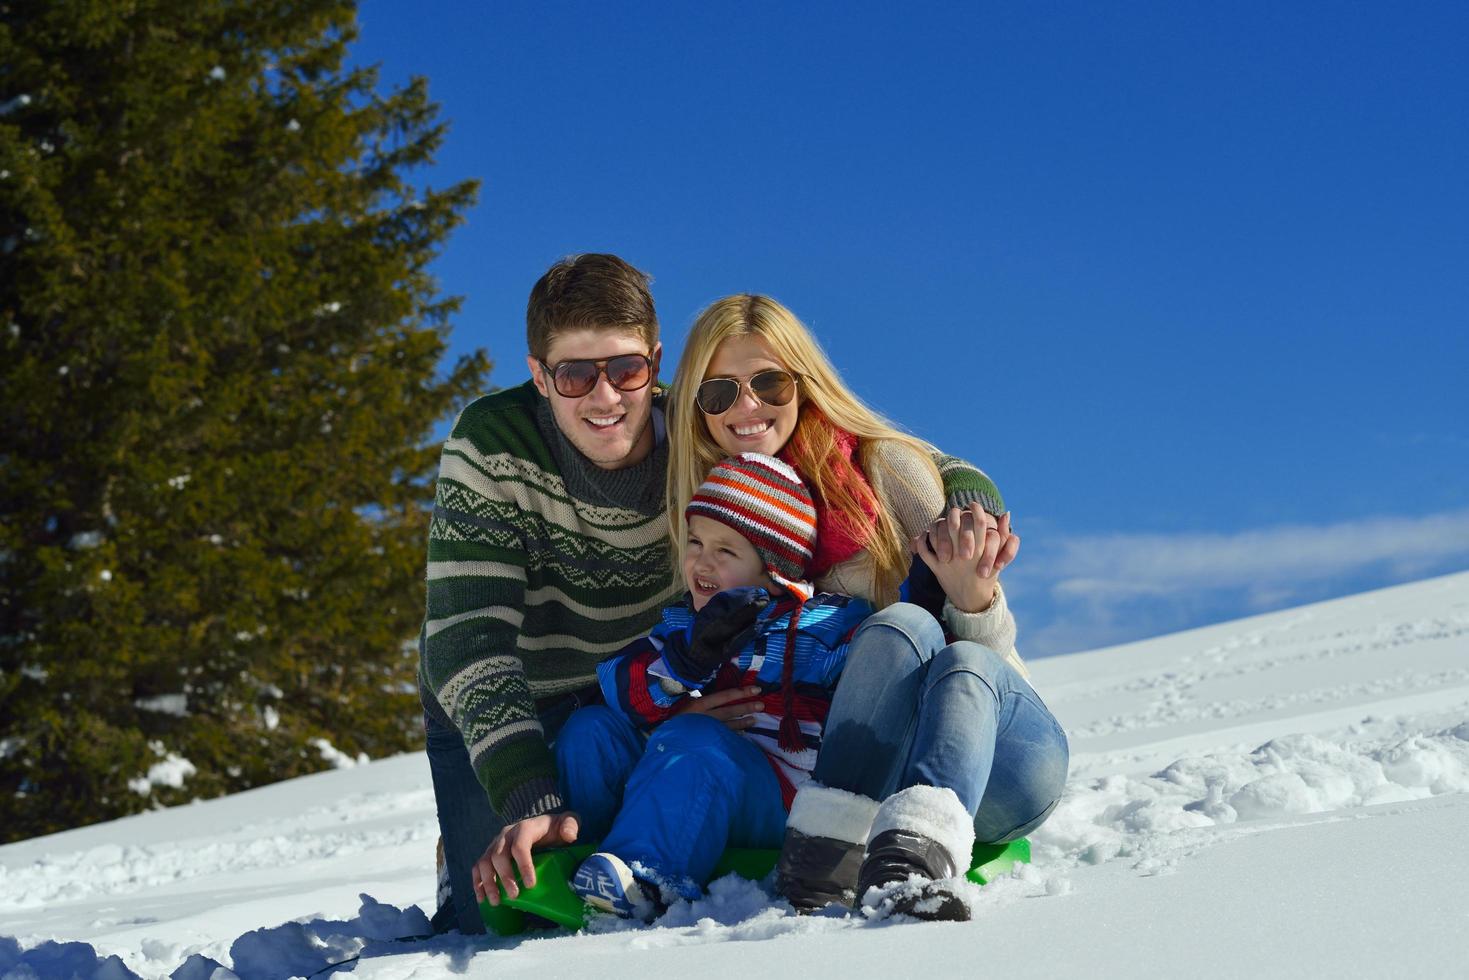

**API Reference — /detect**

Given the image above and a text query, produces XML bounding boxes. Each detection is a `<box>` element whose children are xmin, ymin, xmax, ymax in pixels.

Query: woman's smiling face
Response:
<box><xmin>700</xmin><ymin>335</ymin><xmax>800</xmax><ymax>458</ymax></box>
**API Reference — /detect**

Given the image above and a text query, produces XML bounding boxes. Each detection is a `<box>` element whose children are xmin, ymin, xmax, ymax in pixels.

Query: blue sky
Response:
<box><xmin>353</xmin><ymin>1</ymin><xmax>1469</xmax><ymax>657</ymax></box>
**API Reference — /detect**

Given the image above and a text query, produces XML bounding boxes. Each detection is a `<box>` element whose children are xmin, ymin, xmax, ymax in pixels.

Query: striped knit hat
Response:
<box><xmin>686</xmin><ymin>453</ymin><xmax>817</xmax><ymax>590</ymax></box>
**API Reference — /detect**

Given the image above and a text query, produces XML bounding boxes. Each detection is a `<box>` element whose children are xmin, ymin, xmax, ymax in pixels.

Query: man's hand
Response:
<box><xmin>674</xmin><ymin>685</ymin><xmax>764</xmax><ymax>730</ymax></box>
<box><xmin>472</xmin><ymin>811</ymin><xmax>581</xmax><ymax>906</ymax></box>
<box><xmin>915</xmin><ymin>505</ymin><xmax>1019</xmax><ymax>613</ymax></box>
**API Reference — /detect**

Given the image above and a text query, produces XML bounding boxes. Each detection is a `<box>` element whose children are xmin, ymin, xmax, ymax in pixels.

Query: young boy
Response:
<box><xmin>555</xmin><ymin>453</ymin><xmax>873</xmax><ymax>918</ymax></box>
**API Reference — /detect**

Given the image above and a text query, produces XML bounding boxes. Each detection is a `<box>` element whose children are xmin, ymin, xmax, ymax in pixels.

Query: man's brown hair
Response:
<box><xmin>526</xmin><ymin>254</ymin><xmax>658</xmax><ymax>360</ymax></box>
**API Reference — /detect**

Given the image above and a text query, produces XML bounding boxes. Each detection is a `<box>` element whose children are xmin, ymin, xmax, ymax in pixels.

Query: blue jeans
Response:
<box><xmin>812</xmin><ymin>603</ymin><xmax>1069</xmax><ymax>843</ymax></box>
<box><xmin>557</xmin><ymin>707</ymin><xmax>788</xmax><ymax>898</ymax></box>
<box><xmin>423</xmin><ymin>690</ymin><xmax>590</xmax><ymax>935</ymax></box>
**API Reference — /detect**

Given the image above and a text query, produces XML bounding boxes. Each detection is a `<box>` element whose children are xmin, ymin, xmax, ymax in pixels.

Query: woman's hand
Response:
<box><xmin>472</xmin><ymin>811</ymin><xmax>581</xmax><ymax>906</ymax></box>
<box><xmin>913</xmin><ymin>504</ymin><xmax>1019</xmax><ymax>613</ymax></box>
<box><xmin>674</xmin><ymin>685</ymin><xmax>763</xmax><ymax>731</ymax></box>
<box><xmin>924</xmin><ymin>504</ymin><xmax>1019</xmax><ymax>577</ymax></box>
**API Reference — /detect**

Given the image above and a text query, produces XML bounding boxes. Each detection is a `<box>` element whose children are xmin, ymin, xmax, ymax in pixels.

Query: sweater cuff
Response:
<box><xmin>945</xmin><ymin>486</ymin><xmax>1005</xmax><ymax>518</ymax></box>
<box><xmin>498</xmin><ymin>776</ymin><xmax>567</xmax><ymax>824</ymax></box>
<box><xmin>942</xmin><ymin>582</ymin><xmax>1011</xmax><ymax>647</ymax></box>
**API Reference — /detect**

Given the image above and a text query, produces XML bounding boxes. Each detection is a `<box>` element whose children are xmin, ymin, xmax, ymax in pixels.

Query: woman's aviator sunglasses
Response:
<box><xmin>539</xmin><ymin>353</ymin><xmax>654</xmax><ymax>398</ymax></box>
<box><xmin>695</xmin><ymin>370</ymin><xmax>799</xmax><ymax>415</ymax></box>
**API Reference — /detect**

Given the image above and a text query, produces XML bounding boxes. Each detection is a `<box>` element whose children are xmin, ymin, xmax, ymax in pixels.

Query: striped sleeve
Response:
<box><xmin>422</xmin><ymin>440</ymin><xmax>561</xmax><ymax>823</ymax></box>
<box><xmin>597</xmin><ymin>634</ymin><xmax>684</xmax><ymax>733</ymax></box>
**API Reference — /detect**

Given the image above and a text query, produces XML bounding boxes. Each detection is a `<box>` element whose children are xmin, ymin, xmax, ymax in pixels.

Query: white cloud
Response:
<box><xmin>1008</xmin><ymin>507</ymin><xmax>1469</xmax><ymax>657</ymax></box>
<box><xmin>1037</xmin><ymin>507</ymin><xmax>1469</xmax><ymax>602</ymax></box>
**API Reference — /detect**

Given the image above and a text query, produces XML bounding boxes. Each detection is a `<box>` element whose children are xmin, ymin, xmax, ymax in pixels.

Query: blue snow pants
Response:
<box><xmin>556</xmin><ymin>707</ymin><xmax>789</xmax><ymax>898</ymax></box>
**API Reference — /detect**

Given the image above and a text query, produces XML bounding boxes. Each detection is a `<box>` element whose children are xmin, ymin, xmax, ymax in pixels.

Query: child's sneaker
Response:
<box><xmin>570</xmin><ymin>852</ymin><xmax>659</xmax><ymax>921</ymax></box>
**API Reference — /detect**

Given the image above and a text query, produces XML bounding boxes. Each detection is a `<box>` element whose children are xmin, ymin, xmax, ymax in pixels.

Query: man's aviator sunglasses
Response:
<box><xmin>695</xmin><ymin>370</ymin><xmax>799</xmax><ymax>415</ymax></box>
<box><xmin>539</xmin><ymin>353</ymin><xmax>654</xmax><ymax>398</ymax></box>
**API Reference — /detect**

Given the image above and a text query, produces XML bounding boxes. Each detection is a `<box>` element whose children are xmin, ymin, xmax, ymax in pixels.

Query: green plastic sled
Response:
<box><xmin>478</xmin><ymin>837</ymin><xmax>1030</xmax><ymax>935</ymax></box>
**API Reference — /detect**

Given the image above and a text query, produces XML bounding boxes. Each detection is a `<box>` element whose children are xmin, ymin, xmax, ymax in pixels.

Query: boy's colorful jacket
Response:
<box><xmin>596</xmin><ymin>589</ymin><xmax>873</xmax><ymax>806</ymax></box>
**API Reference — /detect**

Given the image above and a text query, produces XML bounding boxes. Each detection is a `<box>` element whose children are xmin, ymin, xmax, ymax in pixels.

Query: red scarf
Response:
<box><xmin>781</xmin><ymin>422</ymin><xmax>879</xmax><ymax>578</ymax></box>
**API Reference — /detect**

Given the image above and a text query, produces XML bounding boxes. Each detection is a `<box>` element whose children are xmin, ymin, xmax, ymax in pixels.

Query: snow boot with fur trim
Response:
<box><xmin>857</xmin><ymin>785</ymin><xmax>977</xmax><ymax>923</ymax></box>
<box><xmin>775</xmin><ymin>784</ymin><xmax>880</xmax><ymax>912</ymax></box>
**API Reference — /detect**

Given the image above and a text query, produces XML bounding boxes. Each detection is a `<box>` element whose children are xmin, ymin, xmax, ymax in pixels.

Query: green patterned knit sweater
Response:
<box><xmin>933</xmin><ymin>453</ymin><xmax>1005</xmax><ymax>518</ymax></box>
<box><xmin>418</xmin><ymin>382</ymin><xmax>680</xmax><ymax>823</ymax></box>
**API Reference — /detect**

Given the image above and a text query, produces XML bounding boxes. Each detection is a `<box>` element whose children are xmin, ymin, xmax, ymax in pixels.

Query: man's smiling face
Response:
<box><xmin>528</xmin><ymin>327</ymin><xmax>662</xmax><ymax>470</ymax></box>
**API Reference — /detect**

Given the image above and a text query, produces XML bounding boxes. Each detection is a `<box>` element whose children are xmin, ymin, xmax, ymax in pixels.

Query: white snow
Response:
<box><xmin>2</xmin><ymin>570</ymin><xmax>1466</xmax><ymax>978</ymax></box>
<box><xmin>312</xmin><ymin>739</ymin><xmax>369</xmax><ymax>770</ymax></box>
<box><xmin>134</xmin><ymin>694</ymin><xmax>188</xmax><ymax>718</ymax></box>
<box><xmin>127</xmin><ymin>746</ymin><xmax>198</xmax><ymax>796</ymax></box>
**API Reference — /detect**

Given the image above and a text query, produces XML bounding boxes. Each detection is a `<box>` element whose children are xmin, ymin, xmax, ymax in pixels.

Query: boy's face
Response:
<box><xmin>527</xmin><ymin>327</ymin><xmax>662</xmax><ymax>471</ymax></box>
<box><xmin>683</xmin><ymin>514</ymin><xmax>772</xmax><ymax>611</ymax></box>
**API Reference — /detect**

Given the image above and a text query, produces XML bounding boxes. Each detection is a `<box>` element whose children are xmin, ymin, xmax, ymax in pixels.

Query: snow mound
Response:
<box><xmin>1035</xmin><ymin>707</ymin><xmax>1469</xmax><ymax>874</ymax></box>
<box><xmin>0</xmin><ymin>935</ymin><xmax>139</xmax><ymax>980</ymax></box>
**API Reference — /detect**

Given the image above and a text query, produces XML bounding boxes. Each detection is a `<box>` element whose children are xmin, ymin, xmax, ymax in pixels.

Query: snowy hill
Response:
<box><xmin>4</xmin><ymin>571</ymin><xmax>1467</xmax><ymax>979</ymax></box>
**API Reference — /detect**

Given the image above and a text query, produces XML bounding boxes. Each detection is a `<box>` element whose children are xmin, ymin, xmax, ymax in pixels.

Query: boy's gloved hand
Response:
<box><xmin>662</xmin><ymin>588</ymin><xmax>771</xmax><ymax>688</ymax></box>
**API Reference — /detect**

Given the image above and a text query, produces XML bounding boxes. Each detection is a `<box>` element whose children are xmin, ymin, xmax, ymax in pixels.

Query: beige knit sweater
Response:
<box><xmin>811</xmin><ymin>440</ymin><xmax>1028</xmax><ymax>678</ymax></box>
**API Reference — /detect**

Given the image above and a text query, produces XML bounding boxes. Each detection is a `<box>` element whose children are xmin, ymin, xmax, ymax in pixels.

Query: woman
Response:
<box><xmin>667</xmin><ymin>294</ymin><xmax>1069</xmax><ymax>921</ymax></box>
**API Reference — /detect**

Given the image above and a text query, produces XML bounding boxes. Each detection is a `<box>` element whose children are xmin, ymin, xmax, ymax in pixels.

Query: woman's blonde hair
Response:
<box><xmin>667</xmin><ymin>294</ymin><xmax>941</xmax><ymax>605</ymax></box>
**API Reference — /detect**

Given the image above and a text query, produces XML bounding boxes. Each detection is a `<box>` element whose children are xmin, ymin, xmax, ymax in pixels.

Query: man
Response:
<box><xmin>419</xmin><ymin>253</ymin><xmax>686</xmax><ymax>933</ymax></box>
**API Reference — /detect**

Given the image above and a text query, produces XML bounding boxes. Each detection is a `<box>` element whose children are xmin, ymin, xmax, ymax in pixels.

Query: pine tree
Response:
<box><xmin>0</xmin><ymin>0</ymin><xmax>488</xmax><ymax>841</ymax></box>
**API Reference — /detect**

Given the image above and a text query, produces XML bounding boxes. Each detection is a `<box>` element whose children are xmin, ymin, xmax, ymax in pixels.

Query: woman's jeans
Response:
<box><xmin>423</xmin><ymin>688</ymin><xmax>590</xmax><ymax>935</ymax></box>
<box><xmin>812</xmin><ymin>603</ymin><xmax>1069</xmax><ymax>843</ymax></box>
